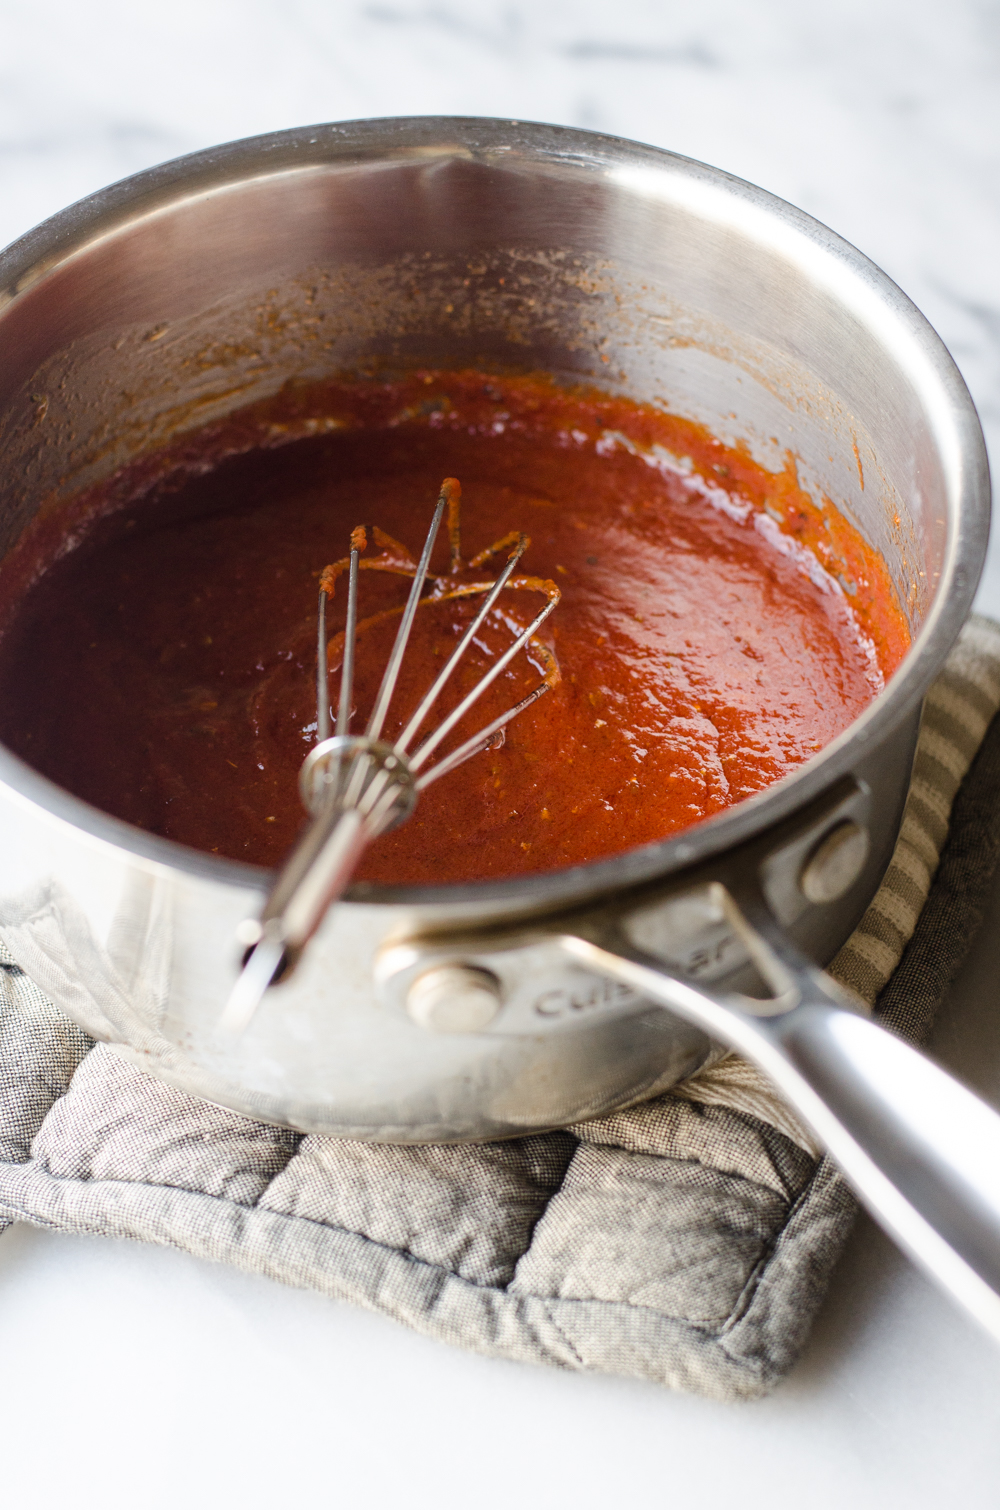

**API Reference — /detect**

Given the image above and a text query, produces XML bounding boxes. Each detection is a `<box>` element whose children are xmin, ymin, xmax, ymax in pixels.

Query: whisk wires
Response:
<box><xmin>222</xmin><ymin>477</ymin><xmax>560</xmax><ymax>1035</ymax></box>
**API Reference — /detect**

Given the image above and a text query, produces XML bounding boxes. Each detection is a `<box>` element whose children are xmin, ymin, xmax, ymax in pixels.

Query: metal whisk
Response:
<box><xmin>221</xmin><ymin>478</ymin><xmax>561</xmax><ymax>1034</ymax></box>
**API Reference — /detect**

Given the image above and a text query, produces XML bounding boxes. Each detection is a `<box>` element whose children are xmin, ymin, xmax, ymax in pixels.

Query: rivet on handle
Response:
<box><xmin>799</xmin><ymin>819</ymin><xmax>869</xmax><ymax>905</ymax></box>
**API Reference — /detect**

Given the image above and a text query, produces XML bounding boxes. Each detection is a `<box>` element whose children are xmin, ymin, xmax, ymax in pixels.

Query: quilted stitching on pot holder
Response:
<box><xmin>1</xmin><ymin>615</ymin><xmax>999</xmax><ymax>1401</ymax></box>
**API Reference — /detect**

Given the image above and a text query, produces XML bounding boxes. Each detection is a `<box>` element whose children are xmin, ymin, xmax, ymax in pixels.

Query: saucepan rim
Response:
<box><xmin>0</xmin><ymin>115</ymin><xmax>989</xmax><ymax>911</ymax></box>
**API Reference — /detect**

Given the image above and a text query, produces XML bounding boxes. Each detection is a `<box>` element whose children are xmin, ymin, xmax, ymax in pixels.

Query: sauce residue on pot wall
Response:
<box><xmin>0</xmin><ymin>371</ymin><xmax>910</xmax><ymax>884</ymax></box>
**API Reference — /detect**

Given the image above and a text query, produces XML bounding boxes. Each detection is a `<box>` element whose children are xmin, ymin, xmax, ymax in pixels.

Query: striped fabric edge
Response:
<box><xmin>663</xmin><ymin>614</ymin><xmax>1000</xmax><ymax>1155</ymax></box>
<box><xmin>829</xmin><ymin>615</ymin><xmax>1000</xmax><ymax>1002</ymax></box>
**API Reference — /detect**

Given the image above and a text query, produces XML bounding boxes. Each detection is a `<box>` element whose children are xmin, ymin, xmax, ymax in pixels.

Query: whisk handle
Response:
<box><xmin>262</xmin><ymin>805</ymin><xmax>369</xmax><ymax>955</ymax></box>
<box><xmin>219</xmin><ymin>804</ymin><xmax>370</xmax><ymax>1037</ymax></box>
<box><xmin>222</xmin><ymin>737</ymin><xmax>418</xmax><ymax>1035</ymax></box>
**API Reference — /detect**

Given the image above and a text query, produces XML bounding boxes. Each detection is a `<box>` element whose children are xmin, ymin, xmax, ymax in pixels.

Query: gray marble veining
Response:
<box><xmin>1</xmin><ymin>1</ymin><xmax>997</xmax><ymax>596</ymax></box>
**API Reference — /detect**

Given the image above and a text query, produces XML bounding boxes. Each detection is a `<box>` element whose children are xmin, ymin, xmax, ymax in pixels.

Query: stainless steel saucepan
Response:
<box><xmin>0</xmin><ymin>118</ymin><xmax>998</xmax><ymax>1338</ymax></box>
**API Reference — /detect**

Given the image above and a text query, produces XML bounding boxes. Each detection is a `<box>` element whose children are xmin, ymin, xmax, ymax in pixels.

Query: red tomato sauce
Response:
<box><xmin>0</xmin><ymin>371</ymin><xmax>910</xmax><ymax>884</ymax></box>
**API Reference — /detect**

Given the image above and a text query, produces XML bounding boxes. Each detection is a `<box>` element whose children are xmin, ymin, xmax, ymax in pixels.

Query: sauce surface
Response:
<box><xmin>0</xmin><ymin>372</ymin><xmax>909</xmax><ymax>884</ymax></box>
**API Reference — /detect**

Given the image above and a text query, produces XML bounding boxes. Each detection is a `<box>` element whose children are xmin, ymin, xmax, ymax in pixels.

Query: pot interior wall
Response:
<box><xmin>0</xmin><ymin>130</ymin><xmax>950</xmax><ymax>637</ymax></box>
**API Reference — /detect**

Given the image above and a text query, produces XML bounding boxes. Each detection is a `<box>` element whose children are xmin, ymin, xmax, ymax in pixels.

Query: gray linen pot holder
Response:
<box><xmin>2</xmin><ymin>615</ymin><xmax>1000</xmax><ymax>1403</ymax></box>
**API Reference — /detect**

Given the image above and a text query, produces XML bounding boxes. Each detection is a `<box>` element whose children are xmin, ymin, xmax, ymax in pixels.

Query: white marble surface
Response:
<box><xmin>2</xmin><ymin>2</ymin><xmax>1000</xmax><ymax>1505</ymax></box>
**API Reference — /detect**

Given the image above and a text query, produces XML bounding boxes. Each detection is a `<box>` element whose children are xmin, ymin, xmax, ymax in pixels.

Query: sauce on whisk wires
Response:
<box><xmin>223</xmin><ymin>476</ymin><xmax>563</xmax><ymax>1030</ymax></box>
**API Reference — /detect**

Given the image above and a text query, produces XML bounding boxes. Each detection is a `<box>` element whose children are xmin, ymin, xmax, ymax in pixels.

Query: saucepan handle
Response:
<box><xmin>560</xmin><ymin>886</ymin><xmax>1000</xmax><ymax>1343</ymax></box>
